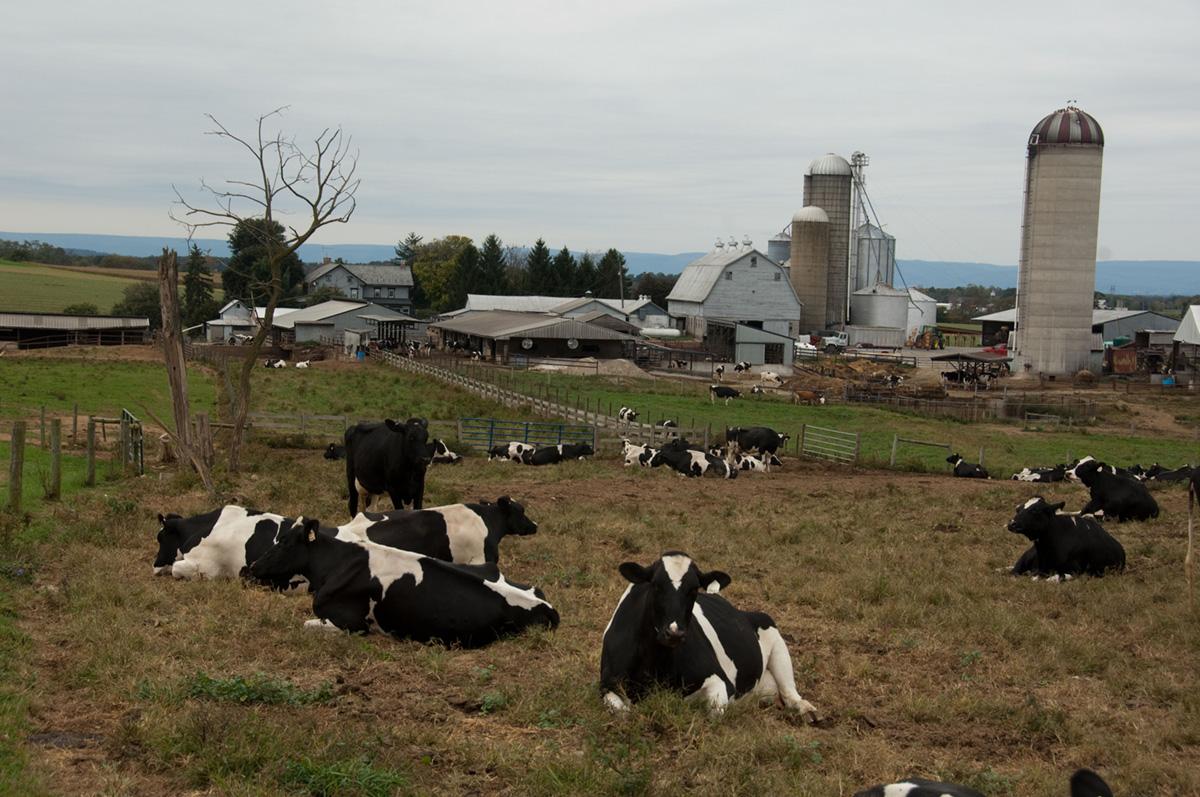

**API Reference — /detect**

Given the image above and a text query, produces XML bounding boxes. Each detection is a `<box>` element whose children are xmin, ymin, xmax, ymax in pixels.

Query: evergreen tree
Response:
<box><xmin>222</xmin><ymin>219</ymin><xmax>305</xmax><ymax>304</ymax></box>
<box><xmin>395</xmin><ymin>232</ymin><xmax>424</xmax><ymax>307</ymax></box>
<box><xmin>476</xmin><ymin>234</ymin><xmax>509</xmax><ymax>295</ymax></box>
<box><xmin>595</xmin><ymin>248</ymin><xmax>631</xmax><ymax>300</ymax></box>
<box><xmin>525</xmin><ymin>238</ymin><xmax>554</xmax><ymax>295</ymax></box>
<box><xmin>182</xmin><ymin>243</ymin><xmax>219</xmax><ymax>326</ymax></box>
<box><xmin>550</xmin><ymin>247</ymin><xmax>577</xmax><ymax>296</ymax></box>
<box><xmin>575</xmin><ymin>252</ymin><xmax>598</xmax><ymax>295</ymax></box>
<box><xmin>447</xmin><ymin>243</ymin><xmax>482</xmax><ymax>310</ymax></box>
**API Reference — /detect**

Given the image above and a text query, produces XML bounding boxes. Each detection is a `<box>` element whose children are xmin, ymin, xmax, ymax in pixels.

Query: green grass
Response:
<box><xmin>0</xmin><ymin>440</ymin><xmax>106</xmax><ymax>513</ymax></box>
<box><xmin>181</xmin><ymin>671</ymin><xmax>334</xmax><ymax>706</ymax></box>
<box><xmin>0</xmin><ymin>578</ymin><xmax>42</xmax><ymax>796</ymax></box>
<box><xmin>0</xmin><ymin>259</ymin><xmax>140</xmax><ymax>314</ymax></box>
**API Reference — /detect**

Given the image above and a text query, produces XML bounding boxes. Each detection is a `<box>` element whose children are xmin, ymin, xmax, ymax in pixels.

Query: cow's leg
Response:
<box><xmin>1080</xmin><ymin>497</ymin><xmax>1103</xmax><ymax>516</ymax></box>
<box><xmin>303</xmin><ymin>618</ymin><xmax>342</xmax><ymax>633</ymax></box>
<box><xmin>171</xmin><ymin>559</ymin><xmax>200</xmax><ymax>580</ymax></box>
<box><xmin>756</xmin><ymin>626</ymin><xmax>819</xmax><ymax>723</ymax></box>
<box><xmin>687</xmin><ymin>674</ymin><xmax>731</xmax><ymax>714</ymax></box>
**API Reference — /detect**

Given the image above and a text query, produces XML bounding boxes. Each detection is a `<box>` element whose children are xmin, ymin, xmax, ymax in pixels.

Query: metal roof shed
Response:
<box><xmin>429</xmin><ymin>310</ymin><xmax>632</xmax><ymax>362</ymax></box>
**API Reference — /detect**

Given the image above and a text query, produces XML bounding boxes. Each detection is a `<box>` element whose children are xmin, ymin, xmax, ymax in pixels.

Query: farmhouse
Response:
<box><xmin>304</xmin><ymin>260</ymin><xmax>414</xmax><ymax>314</ymax></box>
<box><xmin>428</xmin><ymin>310</ymin><xmax>632</xmax><ymax>361</ymax></box>
<box><xmin>666</xmin><ymin>242</ymin><xmax>802</xmax><ymax>339</ymax></box>
<box><xmin>0</xmin><ymin>311</ymin><xmax>149</xmax><ymax>349</ymax></box>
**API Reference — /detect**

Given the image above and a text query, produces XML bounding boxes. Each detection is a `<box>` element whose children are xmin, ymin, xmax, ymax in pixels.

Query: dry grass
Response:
<box><xmin>9</xmin><ymin>446</ymin><xmax>1200</xmax><ymax>795</ymax></box>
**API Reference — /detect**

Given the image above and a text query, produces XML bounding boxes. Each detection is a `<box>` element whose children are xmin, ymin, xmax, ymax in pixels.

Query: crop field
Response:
<box><xmin>0</xmin><ymin>260</ymin><xmax>222</xmax><ymax>315</ymax></box>
<box><xmin>1</xmin><ymin>351</ymin><xmax>1198</xmax><ymax>795</ymax></box>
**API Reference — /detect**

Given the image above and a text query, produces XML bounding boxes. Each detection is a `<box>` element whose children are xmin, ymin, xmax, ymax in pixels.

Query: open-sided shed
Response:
<box><xmin>931</xmin><ymin>351</ymin><xmax>1012</xmax><ymax>382</ymax></box>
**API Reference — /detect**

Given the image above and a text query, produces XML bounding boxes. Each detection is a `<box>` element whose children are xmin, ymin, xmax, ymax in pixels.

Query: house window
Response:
<box><xmin>350</xmin><ymin>287</ymin><xmax>359</xmax><ymax>299</ymax></box>
<box><xmin>725</xmin><ymin>271</ymin><xmax>733</xmax><ymax>280</ymax></box>
<box><xmin>774</xmin><ymin>273</ymin><xmax>781</xmax><ymax>281</ymax></box>
<box><xmin>388</xmin><ymin>288</ymin><xmax>395</xmax><ymax>298</ymax></box>
<box><xmin>375</xmin><ymin>287</ymin><xmax>382</xmax><ymax>298</ymax></box>
<box><xmin>750</xmin><ymin>256</ymin><xmax>757</xmax><ymax>267</ymax></box>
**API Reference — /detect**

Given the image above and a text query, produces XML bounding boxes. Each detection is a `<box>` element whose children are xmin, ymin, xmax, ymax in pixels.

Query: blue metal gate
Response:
<box><xmin>457</xmin><ymin>417</ymin><xmax>595</xmax><ymax>452</ymax></box>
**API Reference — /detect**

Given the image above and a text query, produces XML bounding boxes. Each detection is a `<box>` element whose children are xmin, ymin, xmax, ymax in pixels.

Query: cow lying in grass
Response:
<box><xmin>153</xmin><ymin>506</ymin><xmax>307</xmax><ymax>590</ymax></box>
<box><xmin>855</xmin><ymin>768</ymin><xmax>1112</xmax><ymax>797</ymax></box>
<box><xmin>1006</xmin><ymin>497</ymin><xmax>1125</xmax><ymax>581</ymax></box>
<box><xmin>1068</xmin><ymin>456</ymin><xmax>1158</xmax><ymax>521</ymax></box>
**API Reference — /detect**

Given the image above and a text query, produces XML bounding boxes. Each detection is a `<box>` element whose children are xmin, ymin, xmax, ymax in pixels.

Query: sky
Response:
<box><xmin>2</xmin><ymin>1</ymin><xmax>1197</xmax><ymax>264</ymax></box>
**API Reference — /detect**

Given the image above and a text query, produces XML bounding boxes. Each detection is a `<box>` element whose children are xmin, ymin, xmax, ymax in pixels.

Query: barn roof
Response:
<box><xmin>0</xmin><ymin>311</ymin><xmax>149</xmax><ymax>331</ymax></box>
<box><xmin>431</xmin><ymin>310</ymin><xmax>631</xmax><ymax>341</ymax></box>
<box><xmin>666</xmin><ymin>248</ymin><xmax>778</xmax><ymax>303</ymax></box>
<box><xmin>306</xmin><ymin>262</ymin><xmax>413</xmax><ymax>287</ymax></box>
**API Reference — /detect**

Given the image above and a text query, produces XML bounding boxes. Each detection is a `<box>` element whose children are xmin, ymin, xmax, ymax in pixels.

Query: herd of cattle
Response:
<box><xmin>143</xmin><ymin>409</ymin><xmax>1190</xmax><ymax>795</ymax></box>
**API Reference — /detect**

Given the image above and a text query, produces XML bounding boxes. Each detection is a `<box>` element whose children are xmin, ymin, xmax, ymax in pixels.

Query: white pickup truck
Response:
<box><xmin>818</xmin><ymin>331</ymin><xmax>847</xmax><ymax>354</ymax></box>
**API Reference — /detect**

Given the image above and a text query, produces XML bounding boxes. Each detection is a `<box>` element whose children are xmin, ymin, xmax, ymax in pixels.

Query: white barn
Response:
<box><xmin>666</xmin><ymin>243</ymin><xmax>802</xmax><ymax>338</ymax></box>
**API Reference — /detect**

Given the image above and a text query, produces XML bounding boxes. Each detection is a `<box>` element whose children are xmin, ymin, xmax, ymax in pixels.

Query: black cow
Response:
<box><xmin>725</xmin><ymin>426</ymin><xmax>788</xmax><ymax>460</ymax></box>
<box><xmin>946</xmin><ymin>453</ymin><xmax>989</xmax><ymax>479</ymax></box>
<box><xmin>324</xmin><ymin>443</ymin><xmax>346</xmax><ymax>460</ymax></box>
<box><xmin>1146</xmin><ymin>463</ymin><xmax>1193</xmax><ymax>483</ymax></box>
<box><xmin>344</xmin><ymin>418</ymin><xmax>431</xmax><ymax>516</ymax></box>
<box><xmin>709</xmin><ymin>385</ymin><xmax>741</xmax><ymax>405</ymax></box>
<box><xmin>599</xmin><ymin>553</ymin><xmax>819</xmax><ymax>720</ymax></box>
<box><xmin>153</xmin><ymin>506</ymin><xmax>305</xmax><ymax>590</ymax></box>
<box><xmin>1068</xmin><ymin>456</ymin><xmax>1159</xmax><ymax>521</ymax></box>
<box><xmin>520</xmin><ymin>442</ymin><xmax>595</xmax><ymax>466</ymax></box>
<box><xmin>339</xmin><ymin>497</ymin><xmax>536</xmax><ymax>565</ymax></box>
<box><xmin>855</xmin><ymin>769</ymin><xmax>1112</xmax><ymax>797</ymax></box>
<box><xmin>1006</xmin><ymin>497</ymin><xmax>1126</xmax><ymax>580</ymax></box>
<box><xmin>648</xmin><ymin>447</ymin><xmax>735</xmax><ymax>479</ymax></box>
<box><xmin>248</xmin><ymin>519</ymin><xmax>559</xmax><ymax>647</ymax></box>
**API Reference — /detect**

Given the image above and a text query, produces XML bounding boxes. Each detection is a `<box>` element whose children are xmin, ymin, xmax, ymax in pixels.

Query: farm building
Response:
<box><xmin>270</xmin><ymin>300</ymin><xmax>415</xmax><ymax>344</ymax></box>
<box><xmin>428</xmin><ymin>310</ymin><xmax>632</xmax><ymax>362</ymax></box>
<box><xmin>304</xmin><ymin>260</ymin><xmax>414</xmax><ymax>314</ymax></box>
<box><xmin>666</xmin><ymin>241</ymin><xmax>802</xmax><ymax>338</ymax></box>
<box><xmin>453</xmin><ymin>294</ymin><xmax>671</xmax><ymax>329</ymax></box>
<box><xmin>205</xmin><ymin>300</ymin><xmax>301</xmax><ymax>344</ymax></box>
<box><xmin>702</xmin><ymin>320</ymin><xmax>794</xmax><ymax>366</ymax></box>
<box><xmin>975</xmin><ymin>308</ymin><xmax>1178</xmax><ymax>349</ymax></box>
<box><xmin>0</xmin><ymin>311</ymin><xmax>149</xmax><ymax>349</ymax></box>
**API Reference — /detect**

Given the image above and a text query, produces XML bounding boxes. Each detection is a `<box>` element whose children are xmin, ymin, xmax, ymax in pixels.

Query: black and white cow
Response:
<box><xmin>519</xmin><ymin>443</ymin><xmax>595</xmax><ymax>466</ymax></box>
<box><xmin>622</xmin><ymin>440</ymin><xmax>657</xmax><ymax>468</ymax></box>
<box><xmin>488</xmin><ymin>441</ymin><xmax>536</xmax><ymax>462</ymax></box>
<box><xmin>1145</xmin><ymin>463</ymin><xmax>1193</xmax><ymax>483</ymax></box>
<box><xmin>427</xmin><ymin>439</ymin><xmax>463</xmax><ymax>464</ymax></box>
<box><xmin>344</xmin><ymin>418</ymin><xmax>432</xmax><ymax>516</ymax></box>
<box><xmin>946</xmin><ymin>453</ymin><xmax>989</xmax><ymax>479</ymax></box>
<box><xmin>1011</xmin><ymin>465</ymin><xmax>1066</xmax><ymax>483</ymax></box>
<box><xmin>709</xmin><ymin>385</ymin><xmax>741</xmax><ymax>405</ymax></box>
<box><xmin>725</xmin><ymin>427</ymin><xmax>788</xmax><ymax>463</ymax></box>
<box><xmin>1006</xmin><ymin>497</ymin><xmax>1126</xmax><ymax>580</ymax></box>
<box><xmin>324</xmin><ymin>443</ymin><xmax>346</xmax><ymax>460</ymax></box>
<box><xmin>339</xmin><ymin>497</ymin><xmax>536</xmax><ymax>565</ymax></box>
<box><xmin>153</xmin><ymin>506</ymin><xmax>304</xmax><ymax>589</ymax></box>
<box><xmin>1068</xmin><ymin>456</ymin><xmax>1159</xmax><ymax>521</ymax></box>
<box><xmin>657</xmin><ymin>419</ymin><xmax>678</xmax><ymax>428</ymax></box>
<box><xmin>295</xmin><ymin>360</ymin><xmax>311</xmax><ymax>369</ymax></box>
<box><xmin>248</xmin><ymin>520</ymin><xmax>559</xmax><ymax>647</ymax></box>
<box><xmin>648</xmin><ymin>447</ymin><xmax>735</xmax><ymax>479</ymax></box>
<box><xmin>749</xmin><ymin>385</ymin><xmax>766</xmax><ymax>395</ymax></box>
<box><xmin>854</xmin><ymin>769</ymin><xmax>1112</xmax><ymax>797</ymax></box>
<box><xmin>714</xmin><ymin>364</ymin><xmax>725</xmax><ymax>381</ymax></box>
<box><xmin>732</xmin><ymin>453</ymin><xmax>768</xmax><ymax>472</ymax></box>
<box><xmin>618</xmin><ymin>406</ymin><xmax>639</xmax><ymax>422</ymax></box>
<box><xmin>599</xmin><ymin>553</ymin><xmax>819</xmax><ymax>720</ymax></box>
<box><xmin>733</xmin><ymin>361</ymin><xmax>752</xmax><ymax>373</ymax></box>
<box><xmin>264</xmin><ymin>358</ymin><xmax>286</xmax><ymax>368</ymax></box>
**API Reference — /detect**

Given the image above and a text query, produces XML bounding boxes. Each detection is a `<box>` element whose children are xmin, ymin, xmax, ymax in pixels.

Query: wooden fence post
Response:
<box><xmin>40</xmin><ymin>405</ymin><xmax>47</xmax><ymax>450</ymax></box>
<box><xmin>978</xmin><ymin>447</ymin><xmax>985</xmax><ymax>467</ymax></box>
<box><xmin>86</xmin><ymin>418</ymin><xmax>96</xmax><ymax>486</ymax></box>
<box><xmin>72</xmin><ymin>402</ymin><xmax>79</xmax><ymax>443</ymax></box>
<box><xmin>119</xmin><ymin>414</ymin><xmax>130</xmax><ymax>472</ymax></box>
<box><xmin>7</xmin><ymin>421</ymin><xmax>25</xmax><ymax>513</ymax></box>
<box><xmin>890</xmin><ymin>434</ymin><xmax>899</xmax><ymax>467</ymax></box>
<box><xmin>49</xmin><ymin>419</ymin><xmax>62</xmax><ymax>500</ymax></box>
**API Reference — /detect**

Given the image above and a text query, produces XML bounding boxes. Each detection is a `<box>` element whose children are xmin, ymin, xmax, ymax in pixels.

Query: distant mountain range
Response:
<box><xmin>2</xmin><ymin>231</ymin><xmax>1196</xmax><ymax>295</ymax></box>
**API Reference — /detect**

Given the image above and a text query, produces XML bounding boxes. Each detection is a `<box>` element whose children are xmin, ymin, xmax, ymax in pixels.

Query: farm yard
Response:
<box><xmin>1</xmin><ymin>347</ymin><xmax>1198</xmax><ymax>795</ymax></box>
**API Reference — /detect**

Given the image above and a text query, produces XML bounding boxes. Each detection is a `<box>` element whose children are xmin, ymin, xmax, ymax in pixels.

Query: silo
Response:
<box><xmin>803</xmin><ymin>153</ymin><xmax>853</xmax><ymax>327</ymax></box>
<box><xmin>906</xmin><ymin>288</ymin><xmax>937</xmax><ymax>338</ymax></box>
<box><xmin>788</xmin><ymin>206</ymin><xmax>830</xmax><ymax>334</ymax></box>
<box><xmin>850</xmin><ymin>283</ymin><xmax>909</xmax><ymax>329</ymax></box>
<box><xmin>853</xmin><ymin>222</ymin><xmax>895</xmax><ymax>291</ymax></box>
<box><xmin>1014</xmin><ymin>106</ymin><xmax>1104</xmax><ymax>375</ymax></box>
<box><xmin>767</xmin><ymin>228</ymin><xmax>791</xmax><ymax>268</ymax></box>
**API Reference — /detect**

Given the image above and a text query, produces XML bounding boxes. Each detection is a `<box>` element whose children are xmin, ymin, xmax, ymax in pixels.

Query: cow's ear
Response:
<box><xmin>303</xmin><ymin>518</ymin><xmax>321</xmax><ymax>542</ymax></box>
<box><xmin>157</xmin><ymin>513</ymin><xmax>167</xmax><ymax>525</ymax></box>
<box><xmin>699</xmin><ymin>570</ymin><xmax>732</xmax><ymax>592</ymax></box>
<box><xmin>496</xmin><ymin>495</ymin><xmax>512</xmax><ymax>508</ymax></box>
<box><xmin>1050</xmin><ymin>501</ymin><xmax>1066</xmax><ymax>512</ymax></box>
<box><xmin>618</xmin><ymin>562</ymin><xmax>651</xmax><ymax>584</ymax></box>
<box><xmin>384</xmin><ymin>418</ymin><xmax>401</xmax><ymax>432</ymax></box>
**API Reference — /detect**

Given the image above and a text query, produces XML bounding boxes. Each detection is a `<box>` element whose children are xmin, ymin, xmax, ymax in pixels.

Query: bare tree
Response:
<box><xmin>172</xmin><ymin>108</ymin><xmax>359</xmax><ymax>471</ymax></box>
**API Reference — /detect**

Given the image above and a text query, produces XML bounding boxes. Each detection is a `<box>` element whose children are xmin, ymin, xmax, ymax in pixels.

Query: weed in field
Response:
<box><xmin>281</xmin><ymin>756</ymin><xmax>410</xmax><ymax>797</ymax></box>
<box><xmin>180</xmin><ymin>671</ymin><xmax>334</xmax><ymax>706</ymax></box>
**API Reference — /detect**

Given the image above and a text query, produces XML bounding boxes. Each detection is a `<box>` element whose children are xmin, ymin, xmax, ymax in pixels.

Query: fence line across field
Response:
<box><xmin>890</xmin><ymin>435</ymin><xmax>951</xmax><ymax>467</ymax></box>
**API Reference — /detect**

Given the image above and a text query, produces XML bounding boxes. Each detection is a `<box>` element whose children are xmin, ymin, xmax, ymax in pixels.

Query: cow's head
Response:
<box><xmin>567</xmin><ymin>443</ymin><xmax>594</xmax><ymax>458</ymax></box>
<box><xmin>323</xmin><ymin>443</ymin><xmax>343</xmax><ymax>460</ymax></box>
<box><xmin>618</xmin><ymin>553</ymin><xmax>731</xmax><ymax>648</ymax></box>
<box><xmin>385</xmin><ymin>418</ymin><xmax>432</xmax><ymax>464</ymax></box>
<box><xmin>1067</xmin><ymin>456</ymin><xmax>1100</xmax><ymax>484</ymax></box>
<box><xmin>945</xmin><ymin>453</ymin><xmax>962</xmax><ymax>465</ymax></box>
<box><xmin>153</xmin><ymin>513</ymin><xmax>187</xmax><ymax>575</ymax></box>
<box><xmin>248</xmin><ymin>517</ymin><xmax>322</xmax><ymax>585</ymax></box>
<box><xmin>1006</xmin><ymin>497</ymin><xmax>1065</xmax><ymax>540</ymax></box>
<box><xmin>491</xmin><ymin>496</ymin><xmax>537</xmax><ymax>536</ymax></box>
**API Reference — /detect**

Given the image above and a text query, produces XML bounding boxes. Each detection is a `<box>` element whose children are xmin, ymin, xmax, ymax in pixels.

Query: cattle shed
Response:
<box><xmin>271</xmin><ymin>300</ymin><xmax>413</xmax><ymax>344</ymax></box>
<box><xmin>974</xmin><ymin>308</ymin><xmax>1178</xmax><ymax>349</ymax></box>
<box><xmin>429</xmin><ymin>310</ymin><xmax>632</xmax><ymax>362</ymax></box>
<box><xmin>0</xmin><ymin>311</ymin><xmax>149</xmax><ymax>349</ymax></box>
<box><xmin>703</xmin><ymin>319</ymin><xmax>794</xmax><ymax>365</ymax></box>
<box><xmin>931</xmin><ymin>351</ymin><xmax>1012</xmax><ymax>381</ymax></box>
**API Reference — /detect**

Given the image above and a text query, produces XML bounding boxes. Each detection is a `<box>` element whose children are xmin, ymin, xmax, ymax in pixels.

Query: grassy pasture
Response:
<box><xmin>0</xmin><ymin>259</ymin><xmax>222</xmax><ymax>315</ymax></box>
<box><xmin>2</xmin><ymin>353</ymin><xmax>1199</xmax><ymax>795</ymax></box>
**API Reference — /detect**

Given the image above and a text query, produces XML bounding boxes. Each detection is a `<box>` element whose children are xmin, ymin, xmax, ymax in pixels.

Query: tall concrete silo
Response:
<box><xmin>789</xmin><ymin>206</ymin><xmax>830</xmax><ymax>334</ymax></box>
<box><xmin>803</xmin><ymin>153</ymin><xmax>853</xmax><ymax>327</ymax></box>
<box><xmin>1014</xmin><ymin>106</ymin><xmax>1105</xmax><ymax>375</ymax></box>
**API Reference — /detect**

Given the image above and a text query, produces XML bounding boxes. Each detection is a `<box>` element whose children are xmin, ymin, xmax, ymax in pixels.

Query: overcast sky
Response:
<box><xmin>2</xmin><ymin>1</ymin><xmax>1196</xmax><ymax>264</ymax></box>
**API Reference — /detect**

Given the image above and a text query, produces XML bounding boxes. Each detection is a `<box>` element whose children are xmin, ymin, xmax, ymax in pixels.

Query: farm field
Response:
<box><xmin>0</xmin><ymin>260</ymin><xmax>222</xmax><ymax>315</ymax></box>
<box><xmin>0</xmin><ymin>350</ymin><xmax>1198</xmax><ymax>795</ymax></box>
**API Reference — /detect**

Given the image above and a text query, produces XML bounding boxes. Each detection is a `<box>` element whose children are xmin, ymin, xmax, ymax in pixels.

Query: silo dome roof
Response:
<box><xmin>792</xmin><ymin>206</ymin><xmax>830</xmax><ymax>223</ymax></box>
<box><xmin>1030</xmin><ymin>107</ymin><xmax>1104</xmax><ymax>146</ymax></box>
<box><xmin>805</xmin><ymin>153</ymin><xmax>852</xmax><ymax>176</ymax></box>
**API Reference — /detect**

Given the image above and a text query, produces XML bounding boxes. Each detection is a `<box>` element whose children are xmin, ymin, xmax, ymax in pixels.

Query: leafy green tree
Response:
<box><xmin>221</xmin><ymin>219</ymin><xmax>305</xmax><ymax>304</ymax></box>
<box><xmin>62</xmin><ymin>302</ymin><xmax>99</xmax><ymax>316</ymax></box>
<box><xmin>550</xmin><ymin>247</ymin><xmax>577</xmax><ymax>296</ymax></box>
<box><xmin>525</xmin><ymin>239</ymin><xmax>553</xmax><ymax>295</ymax></box>
<box><xmin>447</xmin><ymin>243</ymin><xmax>482</xmax><ymax>310</ymax></box>
<box><xmin>111</xmin><ymin>281</ymin><xmax>163</xmax><ymax>329</ymax></box>
<box><xmin>595</xmin><ymin>248</ymin><xmax>631</xmax><ymax>300</ymax></box>
<box><xmin>633</xmin><ymin>272</ymin><xmax>677</xmax><ymax>308</ymax></box>
<box><xmin>575</xmin><ymin>252</ymin><xmax>598</xmax><ymax>295</ymax></box>
<box><xmin>476</xmin><ymin>234</ymin><xmax>508</xmax><ymax>295</ymax></box>
<box><xmin>303</xmin><ymin>285</ymin><xmax>347</xmax><ymax>306</ymax></box>
<box><xmin>412</xmin><ymin>235</ymin><xmax>473</xmax><ymax>312</ymax></box>
<box><xmin>181</xmin><ymin>244</ymin><xmax>219</xmax><ymax>326</ymax></box>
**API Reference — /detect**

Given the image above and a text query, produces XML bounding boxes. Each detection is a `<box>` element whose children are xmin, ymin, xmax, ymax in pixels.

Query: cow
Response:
<box><xmin>854</xmin><ymin>769</ymin><xmax>1111</xmax><ymax>797</ymax></box>
<box><xmin>648</xmin><ymin>447</ymin><xmax>735</xmax><ymax>479</ymax></box>
<box><xmin>725</xmin><ymin>427</ymin><xmax>788</xmax><ymax>469</ymax></box>
<box><xmin>1011</xmin><ymin>465</ymin><xmax>1066</xmax><ymax>483</ymax></box>
<box><xmin>749</xmin><ymin>385</ymin><xmax>764</xmax><ymax>395</ymax></box>
<box><xmin>248</xmin><ymin>519</ymin><xmax>559</xmax><ymax>647</ymax></box>
<box><xmin>714</xmin><ymin>364</ymin><xmax>725</xmax><ymax>381</ymax></box>
<box><xmin>709</xmin><ymin>385</ymin><xmax>741</xmax><ymax>405</ymax></box>
<box><xmin>1068</xmin><ymin>457</ymin><xmax>1159</xmax><ymax>522</ymax></box>
<box><xmin>760</xmin><ymin>371</ymin><xmax>782</xmax><ymax>385</ymax></box>
<box><xmin>520</xmin><ymin>442</ymin><xmax>595</xmax><ymax>466</ymax></box>
<box><xmin>941</xmin><ymin>370</ymin><xmax>970</xmax><ymax>386</ymax></box>
<box><xmin>618</xmin><ymin>406</ymin><xmax>639</xmax><ymax>423</ymax></box>
<box><xmin>657</xmin><ymin>419</ymin><xmax>678</xmax><ymax>428</ymax></box>
<box><xmin>792</xmin><ymin>390</ymin><xmax>826</xmax><ymax>406</ymax></box>
<box><xmin>488</xmin><ymin>441</ymin><xmax>536</xmax><ymax>463</ymax></box>
<box><xmin>1146</xmin><ymin>463</ymin><xmax>1193</xmax><ymax>483</ymax></box>
<box><xmin>323</xmin><ymin>443</ymin><xmax>346</xmax><ymax>460</ymax></box>
<box><xmin>732</xmin><ymin>453</ymin><xmax>768</xmax><ymax>472</ymax></box>
<box><xmin>599</xmin><ymin>553</ymin><xmax>819</xmax><ymax>720</ymax></box>
<box><xmin>946</xmin><ymin>453</ymin><xmax>989</xmax><ymax>479</ymax></box>
<box><xmin>264</xmin><ymin>358</ymin><xmax>286</xmax><ymax>368</ymax></box>
<box><xmin>427</xmin><ymin>439</ymin><xmax>463</xmax><ymax>465</ymax></box>
<box><xmin>344</xmin><ymin>418</ymin><xmax>432</xmax><ymax>517</ymax></box>
<box><xmin>339</xmin><ymin>496</ymin><xmax>536</xmax><ymax>565</ymax></box>
<box><xmin>153</xmin><ymin>506</ymin><xmax>306</xmax><ymax>590</ymax></box>
<box><xmin>1006</xmin><ymin>497</ymin><xmax>1126</xmax><ymax>580</ymax></box>
<box><xmin>733</xmin><ymin>361</ymin><xmax>752</xmax><ymax>373</ymax></box>
<box><xmin>622</xmin><ymin>440</ymin><xmax>657</xmax><ymax>468</ymax></box>
<box><xmin>295</xmin><ymin>360</ymin><xmax>311</xmax><ymax>369</ymax></box>
<box><xmin>671</xmin><ymin>359</ymin><xmax>688</xmax><ymax>369</ymax></box>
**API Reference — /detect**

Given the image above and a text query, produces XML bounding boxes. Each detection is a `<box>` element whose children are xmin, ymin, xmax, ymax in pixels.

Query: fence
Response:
<box><xmin>798</xmin><ymin>424</ymin><xmax>859</xmax><ymax>464</ymax></box>
<box><xmin>507</xmin><ymin>354</ymin><xmax>600</xmax><ymax>375</ymax></box>
<box><xmin>1023</xmin><ymin>412</ymin><xmax>1063</xmax><ymax>431</ymax></box>
<box><xmin>795</xmin><ymin>348</ymin><xmax>918</xmax><ymax>368</ymax></box>
<box><xmin>246</xmin><ymin>412</ymin><xmax>353</xmax><ymax>437</ymax></box>
<box><xmin>457</xmin><ymin>418</ymin><xmax>597</xmax><ymax>452</ymax></box>
<box><xmin>889</xmin><ymin>435</ymin><xmax>951</xmax><ymax>467</ymax></box>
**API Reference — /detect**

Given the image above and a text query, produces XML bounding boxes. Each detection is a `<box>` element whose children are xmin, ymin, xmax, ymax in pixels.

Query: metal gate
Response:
<box><xmin>798</xmin><ymin>424</ymin><xmax>859</xmax><ymax>464</ymax></box>
<box><xmin>457</xmin><ymin>417</ymin><xmax>596</xmax><ymax>452</ymax></box>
